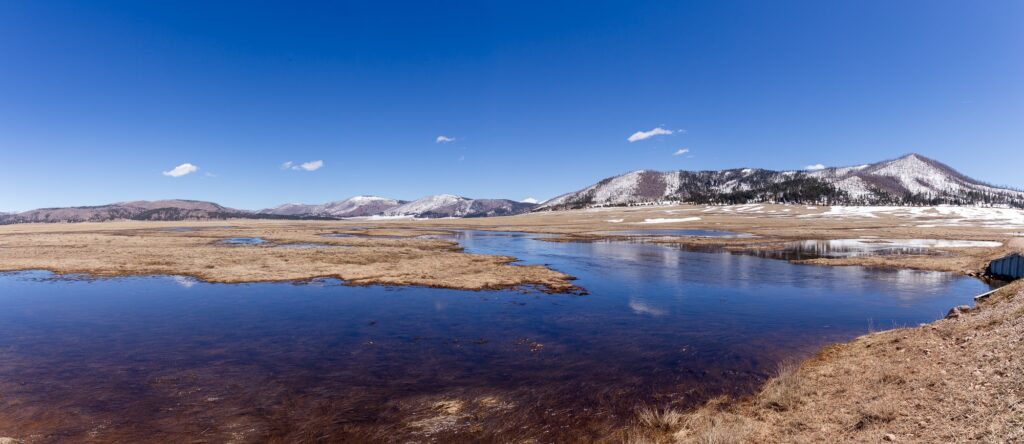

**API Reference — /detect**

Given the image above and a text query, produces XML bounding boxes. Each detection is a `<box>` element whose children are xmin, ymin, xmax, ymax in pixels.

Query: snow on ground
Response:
<box><xmin>801</xmin><ymin>206</ymin><xmax>1024</xmax><ymax>229</ymax></box>
<box><xmin>353</xmin><ymin>214</ymin><xmax>423</xmax><ymax>221</ymax></box>
<box><xmin>702</xmin><ymin>204</ymin><xmax>766</xmax><ymax>214</ymax></box>
<box><xmin>606</xmin><ymin>219</ymin><xmax>624</xmax><ymax>223</ymax></box>
<box><xmin>639</xmin><ymin>217</ymin><xmax>701</xmax><ymax>224</ymax></box>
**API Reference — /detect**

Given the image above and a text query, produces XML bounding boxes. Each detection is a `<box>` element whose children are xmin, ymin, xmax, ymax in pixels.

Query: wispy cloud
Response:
<box><xmin>282</xmin><ymin>160</ymin><xmax>324</xmax><ymax>171</ymax></box>
<box><xmin>672</xmin><ymin>148</ymin><xmax>690</xmax><ymax>156</ymax></box>
<box><xmin>805</xmin><ymin>163</ymin><xmax>826</xmax><ymax>171</ymax></box>
<box><xmin>436</xmin><ymin>135</ymin><xmax>456</xmax><ymax>143</ymax></box>
<box><xmin>628</xmin><ymin>126</ymin><xmax>674</xmax><ymax>142</ymax></box>
<box><xmin>162</xmin><ymin>163</ymin><xmax>198</xmax><ymax>177</ymax></box>
<box><xmin>521</xmin><ymin>197</ymin><xmax>539</xmax><ymax>204</ymax></box>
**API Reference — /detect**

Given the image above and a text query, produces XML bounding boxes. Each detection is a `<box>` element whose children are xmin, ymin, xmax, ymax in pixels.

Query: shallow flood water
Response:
<box><xmin>0</xmin><ymin>231</ymin><xmax>991</xmax><ymax>442</ymax></box>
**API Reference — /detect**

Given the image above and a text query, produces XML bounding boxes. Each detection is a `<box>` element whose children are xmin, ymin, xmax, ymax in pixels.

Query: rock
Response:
<box><xmin>884</xmin><ymin>433</ymin><xmax>896</xmax><ymax>441</ymax></box>
<box><xmin>945</xmin><ymin>305</ymin><xmax>971</xmax><ymax>319</ymax></box>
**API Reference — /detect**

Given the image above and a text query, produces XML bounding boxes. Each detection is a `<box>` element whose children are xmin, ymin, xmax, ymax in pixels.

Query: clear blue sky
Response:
<box><xmin>2</xmin><ymin>1</ymin><xmax>1021</xmax><ymax>211</ymax></box>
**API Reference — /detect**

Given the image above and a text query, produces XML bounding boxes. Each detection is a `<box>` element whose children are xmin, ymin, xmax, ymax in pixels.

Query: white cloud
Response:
<box><xmin>673</xmin><ymin>148</ymin><xmax>690</xmax><ymax>156</ymax></box>
<box><xmin>521</xmin><ymin>197</ymin><xmax>539</xmax><ymax>204</ymax></box>
<box><xmin>628</xmin><ymin>126</ymin><xmax>674</xmax><ymax>142</ymax></box>
<box><xmin>299</xmin><ymin>160</ymin><xmax>323</xmax><ymax>171</ymax></box>
<box><xmin>436</xmin><ymin>135</ymin><xmax>456</xmax><ymax>143</ymax></box>
<box><xmin>162</xmin><ymin>163</ymin><xmax>198</xmax><ymax>177</ymax></box>
<box><xmin>282</xmin><ymin>160</ymin><xmax>324</xmax><ymax>171</ymax></box>
<box><xmin>805</xmin><ymin>163</ymin><xmax>826</xmax><ymax>171</ymax></box>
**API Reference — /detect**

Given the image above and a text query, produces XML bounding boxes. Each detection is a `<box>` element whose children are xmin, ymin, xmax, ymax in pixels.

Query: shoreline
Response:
<box><xmin>622</xmin><ymin>279</ymin><xmax>1024</xmax><ymax>443</ymax></box>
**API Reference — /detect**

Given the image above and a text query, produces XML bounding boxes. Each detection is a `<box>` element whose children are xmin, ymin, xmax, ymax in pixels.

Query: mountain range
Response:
<box><xmin>538</xmin><ymin>154</ymin><xmax>1024</xmax><ymax>210</ymax></box>
<box><xmin>0</xmin><ymin>195</ymin><xmax>539</xmax><ymax>224</ymax></box>
<box><xmin>2</xmin><ymin>154</ymin><xmax>1021</xmax><ymax>224</ymax></box>
<box><xmin>259</xmin><ymin>196</ymin><xmax>404</xmax><ymax>218</ymax></box>
<box><xmin>256</xmin><ymin>194</ymin><xmax>536</xmax><ymax>219</ymax></box>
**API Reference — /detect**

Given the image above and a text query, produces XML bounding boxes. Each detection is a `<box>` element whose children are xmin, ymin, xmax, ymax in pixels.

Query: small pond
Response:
<box><xmin>220</xmin><ymin>237</ymin><xmax>267</xmax><ymax>245</ymax></box>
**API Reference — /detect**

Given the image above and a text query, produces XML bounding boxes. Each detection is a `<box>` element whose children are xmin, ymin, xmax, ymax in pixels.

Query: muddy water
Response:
<box><xmin>0</xmin><ymin>231</ymin><xmax>992</xmax><ymax>442</ymax></box>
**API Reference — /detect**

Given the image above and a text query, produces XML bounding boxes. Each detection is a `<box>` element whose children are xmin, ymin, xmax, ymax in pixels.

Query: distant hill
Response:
<box><xmin>0</xmin><ymin>195</ymin><xmax>536</xmax><ymax>224</ymax></box>
<box><xmin>382</xmin><ymin>194</ymin><xmax>537</xmax><ymax>218</ymax></box>
<box><xmin>537</xmin><ymin>154</ymin><xmax>1024</xmax><ymax>210</ymax></box>
<box><xmin>0</xmin><ymin>200</ymin><xmax>253</xmax><ymax>224</ymax></box>
<box><xmin>259</xmin><ymin>196</ymin><xmax>404</xmax><ymax>218</ymax></box>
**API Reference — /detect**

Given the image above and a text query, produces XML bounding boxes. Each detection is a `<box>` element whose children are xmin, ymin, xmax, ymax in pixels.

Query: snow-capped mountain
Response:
<box><xmin>320</xmin><ymin>196</ymin><xmax>403</xmax><ymax>217</ymax></box>
<box><xmin>538</xmin><ymin>154</ymin><xmax>1024</xmax><ymax>210</ymax></box>
<box><xmin>258</xmin><ymin>202</ymin><xmax>324</xmax><ymax>217</ymax></box>
<box><xmin>384</xmin><ymin>194</ymin><xmax>537</xmax><ymax>218</ymax></box>
<box><xmin>259</xmin><ymin>196</ymin><xmax>403</xmax><ymax>218</ymax></box>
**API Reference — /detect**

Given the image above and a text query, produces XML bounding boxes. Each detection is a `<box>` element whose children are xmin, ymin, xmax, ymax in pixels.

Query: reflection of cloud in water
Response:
<box><xmin>629</xmin><ymin>299</ymin><xmax>666</xmax><ymax>316</ymax></box>
<box><xmin>173</xmin><ymin>276</ymin><xmax>198</xmax><ymax>288</ymax></box>
<box><xmin>783</xmin><ymin>239</ymin><xmax>1001</xmax><ymax>258</ymax></box>
<box><xmin>886</xmin><ymin>270</ymin><xmax>958</xmax><ymax>301</ymax></box>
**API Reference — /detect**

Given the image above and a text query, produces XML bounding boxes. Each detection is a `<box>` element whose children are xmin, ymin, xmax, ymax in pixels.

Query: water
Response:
<box><xmin>220</xmin><ymin>237</ymin><xmax>266</xmax><ymax>245</ymax></box>
<box><xmin>0</xmin><ymin>231</ymin><xmax>991</xmax><ymax>442</ymax></box>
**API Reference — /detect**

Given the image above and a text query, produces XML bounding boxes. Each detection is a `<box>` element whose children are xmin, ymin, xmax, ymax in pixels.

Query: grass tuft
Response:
<box><xmin>757</xmin><ymin>360</ymin><xmax>803</xmax><ymax>412</ymax></box>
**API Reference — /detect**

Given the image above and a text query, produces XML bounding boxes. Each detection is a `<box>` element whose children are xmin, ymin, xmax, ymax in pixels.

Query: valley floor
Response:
<box><xmin>1</xmin><ymin>204</ymin><xmax>1019</xmax><ymax>283</ymax></box>
<box><xmin>1</xmin><ymin>203</ymin><xmax>1022</xmax><ymax>443</ymax></box>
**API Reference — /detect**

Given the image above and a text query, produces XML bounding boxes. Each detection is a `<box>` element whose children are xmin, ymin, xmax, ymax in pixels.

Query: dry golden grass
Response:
<box><xmin>756</xmin><ymin>360</ymin><xmax>803</xmax><ymax>412</ymax></box>
<box><xmin>0</xmin><ymin>220</ymin><xmax>578</xmax><ymax>292</ymax></box>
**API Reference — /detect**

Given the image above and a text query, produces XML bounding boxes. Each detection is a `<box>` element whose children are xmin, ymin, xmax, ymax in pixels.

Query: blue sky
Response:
<box><xmin>2</xmin><ymin>1</ymin><xmax>1021</xmax><ymax>211</ymax></box>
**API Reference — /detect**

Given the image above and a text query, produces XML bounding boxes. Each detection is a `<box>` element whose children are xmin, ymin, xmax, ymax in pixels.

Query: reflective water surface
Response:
<box><xmin>220</xmin><ymin>237</ymin><xmax>267</xmax><ymax>245</ymax></box>
<box><xmin>756</xmin><ymin>238</ymin><xmax>1002</xmax><ymax>260</ymax></box>
<box><xmin>0</xmin><ymin>231</ymin><xmax>991</xmax><ymax>442</ymax></box>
